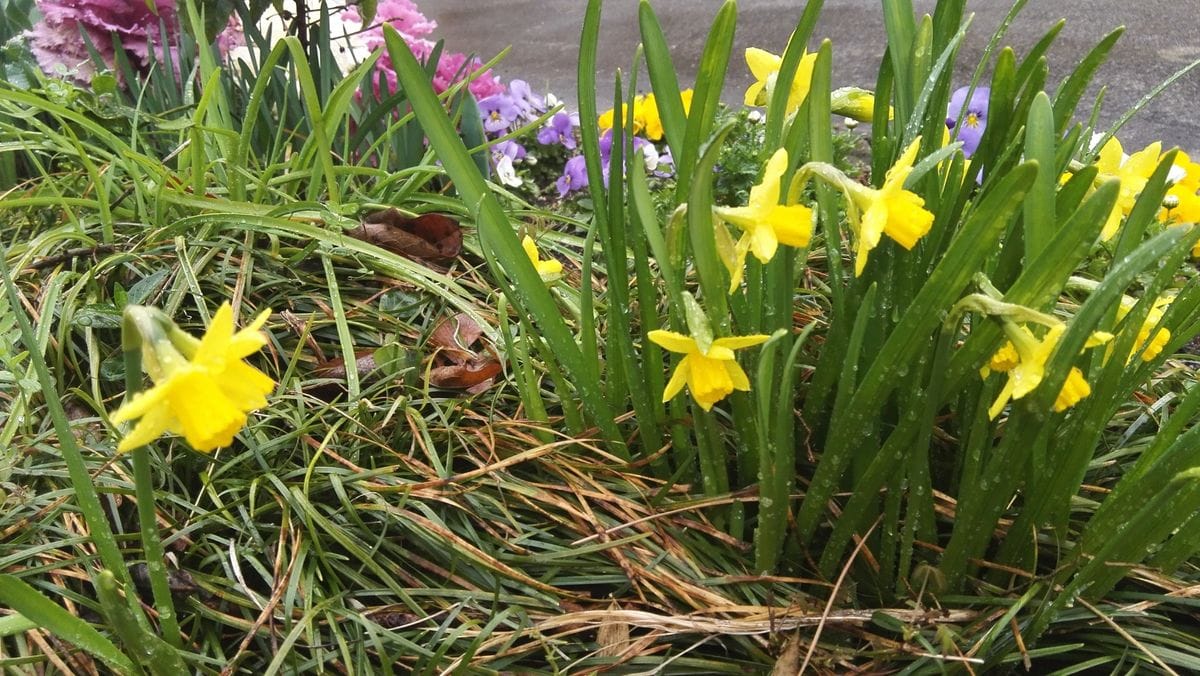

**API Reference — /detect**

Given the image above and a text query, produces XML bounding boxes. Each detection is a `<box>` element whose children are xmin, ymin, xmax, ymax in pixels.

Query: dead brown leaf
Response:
<box><xmin>427</xmin><ymin>313</ymin><xmax>501</xmax><ymax>393</ymax></box>
<box><xmin>347</xmin><ymin>208</ymin><xmax>462</xmax><ymax>263</ymax></box>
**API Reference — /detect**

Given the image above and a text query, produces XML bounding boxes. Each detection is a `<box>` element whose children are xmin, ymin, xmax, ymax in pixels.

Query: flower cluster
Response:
<box><xmin>547</xmin><ymin>92</ymin><xmax>685</xmax><ymax>199</ymax></box>
<box><xmin>1159</xmin><ymin>151</ymin><xmax>1200</xmax><ymax>253</ymax></box>
<box><xmin>341</xmin><ymin>0</ymin><xmax>505</xmax><ymax>101</ymax></box>
<box><xmin>475</xmin><ymin>80</ymin><xmax>547</xmax><ymax>188</ymax></box>
<box><xmin>946</xmin><ymin>86</ymin><xmax>990</xmax><ymax>157</ymax></box>
<box><xmin>225</xmin><ymin>1</ymin><xmax>504</xmax><ymax>101</ymax></box>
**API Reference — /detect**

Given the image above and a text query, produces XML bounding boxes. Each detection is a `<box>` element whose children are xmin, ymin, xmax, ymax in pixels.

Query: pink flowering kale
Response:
<box><xmin>27</xmin><ymin>0</ymin><xmax>243</xmax><ymax>83</ymax></box>
<box><xmin>27</xmin><ymin>0</ymin><xmax>180</xmax><ymax>81</ymax></box>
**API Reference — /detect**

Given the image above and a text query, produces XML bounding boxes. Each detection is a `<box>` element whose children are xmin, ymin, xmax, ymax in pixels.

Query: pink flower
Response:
<box><xmin>341</xmin><ymin>0</ymin><xmax>505</xmax><ymax>101</ymax></box>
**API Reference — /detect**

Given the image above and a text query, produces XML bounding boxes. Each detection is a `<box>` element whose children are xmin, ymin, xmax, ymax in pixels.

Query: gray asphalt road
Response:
<box><xmin>424</xmin><ymin>0</ymin><xmax>1200</xmax><ymax>152</ymax></box>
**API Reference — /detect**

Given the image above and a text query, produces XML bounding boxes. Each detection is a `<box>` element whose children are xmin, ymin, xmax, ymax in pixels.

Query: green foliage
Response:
<box><xmin>3</xmin><ymin>0</ymin><xmax>1200</xmax><ymax>672</ymax></box>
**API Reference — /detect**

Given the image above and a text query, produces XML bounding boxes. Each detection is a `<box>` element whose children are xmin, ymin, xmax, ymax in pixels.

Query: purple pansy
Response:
<box><xmin>508</xmin><ymin>79</ymin><xmax>546</xmax><ymax>120</ymax></box>
<box><xmin>557</xmin><ymin>155</ymin><xmax>589</xmax><ymax>198</ymax></box>
<box><xmin>946</xmin><ymin>86</ymin><xmax>990</xmax><ymax>157</ymax></box>
<box><xmin>654</xmin><ymin>146</ymin><xmax>675</xmax><ymax>179</ymax></box>
<box><xmin>537</xmin><ymin>111</ymin><xmax>579</xmax><ymax>149</ymax></box>
<box><xmin>597</xmin><ymin>130</ymin><xmax>661</xmax><ymax>187</ymax></box>
<box><xmin>492</xmin><ymin>139</ymin><xmax>526</xmax><ymax>161</ymax></box>
<box><xmin>479</xmin><ymin>94</ymin><xmax>520</xmax><ymax>134</ymax></box>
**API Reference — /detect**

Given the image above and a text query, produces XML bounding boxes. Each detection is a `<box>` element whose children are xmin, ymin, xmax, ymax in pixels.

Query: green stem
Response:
<box><xmin>121</xmin><ymin>311</ymin><xmax>181</xmax><ymax>648</ymax></box>
<box><xmin>0</xmin><ymin>243</ymin><xmax>147</xmax><ymax>628</ymax></box>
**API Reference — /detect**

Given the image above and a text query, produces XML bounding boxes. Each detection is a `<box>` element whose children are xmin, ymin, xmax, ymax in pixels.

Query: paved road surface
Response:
<box><xmin>425</xmin><ymin>0</ymin><xmax>1200</xmax><ymax>152</ymax></box>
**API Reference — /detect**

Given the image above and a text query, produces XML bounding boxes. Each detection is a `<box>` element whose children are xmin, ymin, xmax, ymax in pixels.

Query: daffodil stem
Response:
<box><xmin>122</xmin><ymin>312</ymin><xmax>182</xmax><ymax>649</ymax></box>
<box><xmin>0</xmin><ymin>245</ymin><xmax>148</xmax><ymax>630</ymax></box>
<box><xmin>693</xmin><ymin>407</ymin><xmax>730</xmax><ymax>529</ymax></box>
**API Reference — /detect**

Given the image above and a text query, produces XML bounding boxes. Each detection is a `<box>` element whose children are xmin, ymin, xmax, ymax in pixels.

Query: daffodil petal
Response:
<box><xmin>195</xmin><ymin>302</ymin><xmax>235</xmax><ymax>367</ymax></box>
<box><xmin>749</xmin><ymin>222</ymin><xmax>779</xmax><ymax>263</ymax></box>
<box><xmin>769</xmin><ymin>204</ymin><xmax>814</xmax><ymax>248</ymax></box>
<box><xmin>745</xmin><ymin>48</ymin><xmax>782</xmax><ymax>82</ymax></box>
<box><xmin>110</xmin><ymin>384</ymin><xmax>171</xmax><ymax>425</ymax></box>
<box><xmin>712</xmin><ymin>334</ymin><xmax>771</xmax><ymax>350</ymax></box>
<box><xmin>115</xmin><ymin>404</ymin><xmax>176</xmax><ymax>453</ymax></box>
<box><xmin>168</xmin><ymin>370</ymin><xmax>246</xmax><ymax>451</ymax></box>
<box><xmin>647</xmin><ymin>329</ymin><xmax>698</xmax><ymax>354</ymax></box>
<box><xmin>724</xmin><ymin>360</ymin><xmax>752</xmax><ymax>391</ymax></box>
<box><xmin>662</xmin><ymin>358</ymin><xmax>690</xmax><ymax>402</ymax></box>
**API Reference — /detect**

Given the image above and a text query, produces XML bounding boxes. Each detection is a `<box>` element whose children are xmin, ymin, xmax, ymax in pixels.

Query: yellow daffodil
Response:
<box><xmin>715</xmin><ymin>148</ymin><xmax>814</xmax><ymax>291</ymax></box>
<box><xmin>1094</xmin><ymin>137</ymin><xmax>1162</xmax><ymax>240</ymax></box>
<box><xmin>1115</xmin><ymin>295</ymin><xmax>1172</xmax><ymax>362</ymax></box>
<box><xmin>983</xmin><ymin>322</ymin><xmax>1111</xmax><ymax>419</ymax></box>
<box><xmin>744</xmin><ymin>47</ymin><xmax>817</xmax><ymax>117</ymax></box>
<box><xmin>647</xmin><ymin>330</ymin><xmax>770</xmax><ymax>411</ymax></box>
<box><xmin>111</xmin><ymin>302</ymin><xmax>275</xmax><ymax>453</ymax></box>
<box><xmin>1159</xmin><ymin>153</ymin><xmax>1200</xmax><ymax>251</ymax></box>
<box><xmin>846</xmin><ymin>137</ymin><xmax>935</xmax><ymax>276</ymax></box>
<box><xmin>522</xmin><ymin>235</ymin><xmax>563</xmax><ymax>282</ymax></box>
<box><xmin>1053</xmin><ymin>368</ymin><xmax>1092</xmax><ymax>412</ymax></box>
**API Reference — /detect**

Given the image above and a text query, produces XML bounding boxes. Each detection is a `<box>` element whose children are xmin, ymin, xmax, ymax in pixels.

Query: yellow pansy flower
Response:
<box><xmin>983</xmin><ymin>323</ymin><xmax>1111</xmax><ymax>419</ymax></box>
<box><xmin>522</xmin><ymin>235</ymin><xmax>563</xmax><ymax>283</ymax></box>
<box><xmin>743</xmin><ymin>47</ymin><xmax>817</xmax><ymax>117</ymax></box>
<box><xmin>639</xmin><ymin>89</ymin><xmax>694</xmax><ymax>141</ymax></box>
<box><xmin>647</xmin><ymin>330</ymin><xmax>770</xmax><ymax>411</ymax></box>
<box><xmin>111</xmin><ymin>302</ymin><xmax>275</xmax><ymax>453</ymax></box>
<box><xmin>715</xmin><ymin>148</ymin><xmax>814</xmax><ymax>291</ymax></box>
<box><xmin>846</xmin><ymin>137</ymin><xmax>936</xmax><ymax>276</ymax></box>
<box><xmin>597</xmin><ymin>103</ymin><xmax>643</xmax><ymax>135</ymax></box>
<box><xmin>599</xmin><ymin>90</ymin><xmax>695</xmax><ymax>141</ymax></box>
<box><xmin>1094</xmin><ymin>137</ymin><xmax>1162</xmax><ymax>240</ymax></box>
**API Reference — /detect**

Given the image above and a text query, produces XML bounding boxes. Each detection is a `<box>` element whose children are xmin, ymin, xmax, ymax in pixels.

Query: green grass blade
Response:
<box><xmin>1022</xmin><ymin>92</ymin><xmax>1056</xmax><ymax>260</ymax></box>
<box><xmin>0</xmin><ymin>574</ymin><xmax>135</xmax><ymax>675</ymax></box>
